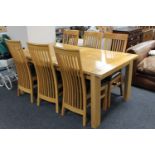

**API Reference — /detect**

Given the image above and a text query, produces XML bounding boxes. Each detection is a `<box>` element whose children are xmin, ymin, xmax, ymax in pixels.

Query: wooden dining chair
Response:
<box><xmin>83</xmin><ymin>31</ymin><xmax>103</xmax><ymax>49</ymax></box>
<box><xmin>28</xmin><ymin>43</ymin><xmax>60</xmax><ymax>113</ymax></box>
<box><xmin>104</xmin><ymin>32</ymin><xmax>128</xmax><ymax>108</ymax></box>
<box><xmin>104</xmin><ymin>32</ymin><xmax>128</xmax><ymax>52</ymax></box>
<box><xmin>54</xmin><ymin>46</ymin><xmax>90</xmax><ymax>126</ymax></box>
<box><xmin>6</xmin><ymin>40</ymin><xmax>35</xmax><ymax>103</ymax></box>
<box><xmin>63</xmin><ymin>30</ymin><xmax>79</xmax><ymax>46</ymax></box>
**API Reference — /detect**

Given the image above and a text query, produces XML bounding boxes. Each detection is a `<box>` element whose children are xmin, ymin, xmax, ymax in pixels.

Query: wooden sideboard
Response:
<box><xmin>113</xmin><ymin>27</ymin><xmax>142</xmax><ymax>48</ymax></box>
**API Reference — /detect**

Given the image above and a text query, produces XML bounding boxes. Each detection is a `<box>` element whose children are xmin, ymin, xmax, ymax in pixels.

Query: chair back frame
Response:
<box><xmin>83</xmin><ymin>31</ymin><xmax>103</xmax><ymax>49</ymax></box>
<box><xmin>6</xmin><ymin>40</ymin><xmax>33</xmax><ymax>100</ymax></box>
<box><xmin>54</xmin><ymin>46</ymin><xmax>87</xmax><ymax>118</ymax></box>
<box><xmin>63</xmin><ymin>30</ymin><xmax>79</xmax><ymax>46</ymax></box>
<box><xmin>28</xmin><ymin>43</ymin><xmax>59</xmax><ymax>112</ymax></box>
<box><xmin>104</xmin><ymin>32</ymin><xmax>128</xmax><ymax>52</ymax></box>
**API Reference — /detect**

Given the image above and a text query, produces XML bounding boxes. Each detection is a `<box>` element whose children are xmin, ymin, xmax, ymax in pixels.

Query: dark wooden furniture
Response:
<box><xmin>113</xmin><ymin>27</ymin><xmax>142</xmax><ymax>48</ymax></box>
<box><xmin>141</xmin><ymin>29</ymin><xmax>154</xmax><ymax>42</ymax></box>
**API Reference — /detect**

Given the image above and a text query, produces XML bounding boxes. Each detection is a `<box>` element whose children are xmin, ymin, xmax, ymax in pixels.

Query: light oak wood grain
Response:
<box><xmin>124</xmin><ymin>61</ymin><xmax>133</xmax><ymax>101</ymax></box>
<box><xmin>6</xmin><ymin>40</ymin><xmax>35</xmax><ymax>103</ymax></box>
<box><xmin>24</xmin><ymin>43</ymin><xmax>137</xmax><ymax>128</ymax></box>
<box><xmin>27</xmin><ymin>43</ymin><xmax>59</xmax><ymax>113</ymax></box>
<box><xmin>91</xmin><ymin>75</ymin><xmax>101</xmax><ymax>128</ymax></box>
<box><xmin>83</xmin><ymin>31</ymin><xmax>103</xmax><ymax>49</ymax></box>
<box><xmin>104</xmin><ymin>32</ymin><xmax>128</xmax><ymax>52</ymax></box>
<box><xmin>54</xmin><ymin>47</ymin><xmax>88</xmax><ymax>126</ymax></box>
<box><xmin>63</xmin><ymin>30</ymin><xmax>79</xmax><ymax>46</ymax></box>
<box><xmin>103</xmin><ymin>32</ymin><xmax>128</xmax><ymax>108</ymax></box>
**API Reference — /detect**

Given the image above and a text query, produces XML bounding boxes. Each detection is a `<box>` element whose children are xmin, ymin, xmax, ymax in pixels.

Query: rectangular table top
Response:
<box><xmin>24</xmin><ymin>43</ymin><xmax>138</xmax><ymax>78</ymax></box>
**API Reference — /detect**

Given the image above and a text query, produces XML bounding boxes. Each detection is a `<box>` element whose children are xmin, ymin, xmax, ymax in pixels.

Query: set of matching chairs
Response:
<box><xmin>6</xmin><ymin>30</ymin><xmax>128</xmax><ymax>127</ymax></box>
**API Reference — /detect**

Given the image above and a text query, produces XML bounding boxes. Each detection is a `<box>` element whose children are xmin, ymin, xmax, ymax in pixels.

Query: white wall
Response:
<box><xmin>27</xmin><ymin>26</ymin><xmax>55</xmax><ymax>43</ymax></box>
<box><xmin>7</xmin><ymin>26</ymin><xmax>56</xmax><ymax>47</ymax></box>
<box><xmin>7</xmin><ymin>26</ymin><xmax>28</xmax><ymax>47</ymax></box>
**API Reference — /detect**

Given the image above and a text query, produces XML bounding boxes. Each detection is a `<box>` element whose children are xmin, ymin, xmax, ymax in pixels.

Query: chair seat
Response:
<box><xmin>111</xmin><ymin>71</ymin><xmax>121</xmax><ymax>79</ymax></box>
<box><xmin>101</xmin><ymin>71</ymin><xmax>121</xmax><ymax>84</ymax></box>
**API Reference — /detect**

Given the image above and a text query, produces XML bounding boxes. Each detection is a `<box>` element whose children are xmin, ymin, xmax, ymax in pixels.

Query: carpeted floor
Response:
<box><xmin>0</xmin><ymin>83</ymin><xmax>155</xmax><ymax>129</ymax></box>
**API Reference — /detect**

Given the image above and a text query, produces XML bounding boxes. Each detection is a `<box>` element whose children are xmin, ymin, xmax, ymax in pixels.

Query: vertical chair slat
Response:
<box><xmin>104</xmin><ymin>32</ymin><xmax>128</xmax><ymax>52</ymax></box>
<box><xmin>63</xmin><ymin>30</ymin><xmax>79</xmax><ymax>46</ymax></box>
<box><xmin>83</xmin><ymin>31</ymin><xmax>102</xmax><ymax>49</ymax></box>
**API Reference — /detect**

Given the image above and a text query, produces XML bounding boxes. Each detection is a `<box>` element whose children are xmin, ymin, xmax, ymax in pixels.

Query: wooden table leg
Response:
<box><xmin>124</xmin><ymin>61</ymin><xmax>133</xmax><ymax>101</ymax></box>
<box><xmin>91</xmin><ymin>75</ymin><xmax>101</xmax><ymax>128</ymax></box>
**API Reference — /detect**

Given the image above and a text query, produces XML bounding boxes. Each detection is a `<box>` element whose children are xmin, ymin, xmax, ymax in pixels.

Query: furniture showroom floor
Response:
<box><xmin>0</xmin><ymin>84</ymin><xmax>155</xmax><ymax>129</ymax></box>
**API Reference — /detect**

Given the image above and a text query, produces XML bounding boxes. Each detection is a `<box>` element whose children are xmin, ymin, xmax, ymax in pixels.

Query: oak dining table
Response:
<box><xmin>24</xmin><ymin>42</ymin><xmax>138</xmax><ymax>128</ymax></box>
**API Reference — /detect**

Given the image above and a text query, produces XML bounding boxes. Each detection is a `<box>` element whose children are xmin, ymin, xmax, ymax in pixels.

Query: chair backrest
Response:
<box><xmin>54</xmin><ymin>46</ymin><xmax>86</xmax><ymax>111</ymax></box>
<box><xmin>63</xmin><ymin>30</ymin><xmax>79</xmax><ymax>46</ymax></box>
<box><xmin>6</xmin><ymin>40</ymin><xmax>32</xmax><ymax>89</ymax></box>
<box><xmin>83</xmin><ymin>31</ymin><xmax>103</xmax><ymax>49</ymax></box>
<box><xmin>104</xmin><ymin>32</ymin><xmax>128</xmax><ymax>52</ymax></box>
<box><xmin>28</xmin><ymin>43</ymin><xmax>58</xmax><ymax>99</ymax></box>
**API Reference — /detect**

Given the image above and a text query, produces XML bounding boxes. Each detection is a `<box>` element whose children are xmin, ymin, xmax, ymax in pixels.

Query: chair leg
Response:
<box><xmin>17</xmin><ymin>89</ymin><xmax>24</xmax><ymax>96</ymax></box>
<box><xmin>119</xmin><ymin>76</ymin><xmax>124</xmax><ymax>96</ymax></box>
<box><xmin>107</xmin><ymin>82</ymin><xmax>112</xmax><ymax>108</ymax></box>
<box><xmin>37</xmin><ymin>97</ymin><xmax>40</xmax><ymax>106</ymax></box>
<box><xmin>119</xmin><ymin>84</ymin><xmax>123</xmax><ymax>96</ymax></box>
<box><xmin>30</xmin><ymin>88</ymin><xmax>34</xmax><ymax>103</ymax></box>
<box><xmin>55</xmin><ymin>101</ymin><xmax>59</xmax><ymax>114</ymax></box>
<box><xmin>17</xmin><ymin>88</ymin><xmax>20</xmax><ymax>96</ymax></box>
<box><xmin>61</xmin><ymin>105</ymin><xmax>65</xmax><ymax>116</ymax></box>
<box><xmin>83</xmin><ymin>114</ymin><xmax>87</xmax><ymax>127</ymax></box>
<box><xmin>30</xmin><ymin>92</ymin><xmax>34</xmax><ymax>103</ymax></box>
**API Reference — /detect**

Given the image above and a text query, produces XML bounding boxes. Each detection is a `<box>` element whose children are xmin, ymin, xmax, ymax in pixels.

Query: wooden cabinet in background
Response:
<box><xmin>142</xmin><ymin>29</ymin><xmax>154</xmax><ymax>42</ymax></box>
<box><xmin>113</xmin><ymin>27</ymin><xmax>142</xmax><ymax>49</ymax></box>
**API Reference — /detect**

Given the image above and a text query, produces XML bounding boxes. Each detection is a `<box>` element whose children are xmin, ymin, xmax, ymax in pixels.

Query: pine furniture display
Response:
<box><xmin>24</xmin><ymin>43</ymin><xmax>138</xmax><ymax>128</ymax></box>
